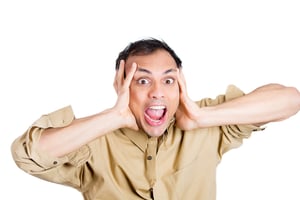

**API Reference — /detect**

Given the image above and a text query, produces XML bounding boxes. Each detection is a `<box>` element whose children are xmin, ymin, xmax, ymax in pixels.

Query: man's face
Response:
<box><xmin>125</xmin><ymin>50</ymin><xmax>180</xmax><ymax>137</ymax></box>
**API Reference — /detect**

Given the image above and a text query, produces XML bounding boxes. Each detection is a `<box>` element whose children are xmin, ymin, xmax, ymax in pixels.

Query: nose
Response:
<box><xmin>149</xmin><ymin>82</ymin><xmax>164</xmax><ymax>99</ymax></box>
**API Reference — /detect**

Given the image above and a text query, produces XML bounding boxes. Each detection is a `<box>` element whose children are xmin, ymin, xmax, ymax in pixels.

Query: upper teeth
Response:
<box><xmin>149</xmin><ymin>105</ymin><xmax>165</xmax><ymax>110</ymax></box>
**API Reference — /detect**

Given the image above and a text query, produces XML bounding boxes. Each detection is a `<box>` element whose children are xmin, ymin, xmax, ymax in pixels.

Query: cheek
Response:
<box><xmin>167</xmin><ymin>88</ymin><xmax>180</xmax><ymax>110</ymax></box>
<box><xmin>129</xmin><ymin>88</ymin><xmax>145</xmax><ymax>111</ymax></box>
<box><xmin>169</xmin><ymin>85</ymin><xmax>180</xmax><ymax>99</ymax></box>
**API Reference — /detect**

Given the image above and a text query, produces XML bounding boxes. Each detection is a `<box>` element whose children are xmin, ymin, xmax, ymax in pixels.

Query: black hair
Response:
<box><xmin>115</xmin><ymin>37</ymin><xmax>182</xmax><ymax>70</ymax></box>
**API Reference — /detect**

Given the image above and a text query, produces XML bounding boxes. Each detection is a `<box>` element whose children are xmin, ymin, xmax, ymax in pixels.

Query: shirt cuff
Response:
<box><xmin>27</xmin><ymin>106</ymin><xmax>90</xmax><ymax>169</ymax></box>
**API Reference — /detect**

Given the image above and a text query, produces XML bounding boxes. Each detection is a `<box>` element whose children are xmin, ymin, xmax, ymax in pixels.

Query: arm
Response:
<box><xmin>38</xmin><ymin>61</ymin><xmax>138</xmax><ymax>157</ymax></box>
<box><xmin>175</xmin><ymin>69</ymin><xmax>300</xmax><ymax>130</ymax></box>
<box><xmin>200</xmin><ymin>83</ymin><xmax>300</xmax><ymax>127</ymax></box>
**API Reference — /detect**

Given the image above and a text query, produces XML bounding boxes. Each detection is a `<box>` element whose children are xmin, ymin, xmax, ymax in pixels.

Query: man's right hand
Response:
<box><xmin>113</xmin><ymin>60</ymin><xmax>139</xmax><ymax>131</ymax></box>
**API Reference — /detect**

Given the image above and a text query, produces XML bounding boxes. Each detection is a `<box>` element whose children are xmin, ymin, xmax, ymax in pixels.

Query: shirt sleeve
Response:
<box><xmin>198</xmin><ymin>85</ymin><xmax>265</xmax><ymax>158</ymax></box>
<box><xmin>11</xmin><ymin>106</ymin><xmax>91</xmax><ymax>188</ymax></box>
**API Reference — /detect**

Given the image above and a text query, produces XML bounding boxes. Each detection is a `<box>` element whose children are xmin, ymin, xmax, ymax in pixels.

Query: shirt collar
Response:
<box><xmin>119</xmin><ymin>117</ymin><xmax>176</xmax><ymax>153</ymax></box>
<box><xmin>120</xmin><ymin>128</ymin><xmax>149</xmax><ymax>152</ymax></box>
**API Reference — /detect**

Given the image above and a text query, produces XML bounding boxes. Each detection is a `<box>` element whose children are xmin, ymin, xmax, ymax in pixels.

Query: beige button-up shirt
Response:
<box><xmin>11</xmin><ymin>85</ymin><xmax>262</xmax><ymax>200</ymax></box>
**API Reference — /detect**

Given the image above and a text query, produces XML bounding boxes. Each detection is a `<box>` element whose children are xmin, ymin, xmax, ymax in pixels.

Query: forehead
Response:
<box><xmin>125</xmin><ymin>50</ymin><xmax>177</xmax><ymax>72</ymax></box>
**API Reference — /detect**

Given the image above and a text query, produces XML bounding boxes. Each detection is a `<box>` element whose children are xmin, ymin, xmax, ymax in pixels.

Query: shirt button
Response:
<box><xmin>147</xmin><ymin>155</ymin><xmax>153</xmax><ymax>160</ymax></box>
<box><xmin>149</xmin><ymin>188</ymin><xmax>154</xmax><ymax>198</ymax></box>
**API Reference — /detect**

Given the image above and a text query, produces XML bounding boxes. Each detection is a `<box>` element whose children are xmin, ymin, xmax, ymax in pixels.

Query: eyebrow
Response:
<box><xmin>136</xmin><ymin>67</ymin><xmax>177</xmax><ymax>75</ymax></box>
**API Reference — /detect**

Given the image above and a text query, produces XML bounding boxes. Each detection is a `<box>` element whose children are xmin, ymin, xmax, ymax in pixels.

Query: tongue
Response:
<box><xmin>146</xmin><ymin>109</ymin><xmax>164</xmax><ymax>120</ymax></box>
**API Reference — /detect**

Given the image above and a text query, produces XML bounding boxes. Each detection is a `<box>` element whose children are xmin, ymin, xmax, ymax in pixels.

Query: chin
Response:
<box><xmin>147</xmin><ymin>132</ymin><xmax>164</xmax><ymax>138</ymax></box>
<box><xmin>143</xmin><ymin>126</ymin><xmax>167</xmax><ymax>138</ymax></box>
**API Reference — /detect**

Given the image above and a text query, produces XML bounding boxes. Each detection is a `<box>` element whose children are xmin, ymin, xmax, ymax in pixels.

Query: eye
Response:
<box><xmin>137</xmin><ymin>78</ymin><xmax>150</xmax><ymax>85</ymax></box>
<box><xmin>164</xmin><ymin>78</ymin><xmax>175</xmax><ymax>84</ymax></box>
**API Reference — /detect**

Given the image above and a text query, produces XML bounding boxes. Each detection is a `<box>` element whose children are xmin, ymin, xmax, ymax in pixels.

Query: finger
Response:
<box><xmin>177</xmin><ymin>69</ymin><xmax>187</xmax><ymax>94</ymax></box>
<box><xmin>123</xmin><ymin>62</ymin><xmax>137</xmax><ymax>88</ymax></box>
<box><xmin>118</xmin><ymin>60</ymin><xmax>125</xmax><ymax>86</ymax></box>
<box><xmin>114</xmin><ymin>60</ymin><xmax>125</xmax><ymax>92</ymax></box>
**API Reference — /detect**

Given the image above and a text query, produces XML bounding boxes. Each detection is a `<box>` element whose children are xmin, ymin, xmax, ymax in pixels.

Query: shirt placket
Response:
<box><xmin>146</xmin><ymin>137</ymin><xmax>158</xmax><ymax>197</ymax></box>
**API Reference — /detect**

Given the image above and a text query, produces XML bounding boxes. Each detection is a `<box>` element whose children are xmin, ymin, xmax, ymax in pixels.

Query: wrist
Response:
<box><xmin>196</xmin><ymin>106</ymin><xmax>218</xmax><ymax>127</ymax></box>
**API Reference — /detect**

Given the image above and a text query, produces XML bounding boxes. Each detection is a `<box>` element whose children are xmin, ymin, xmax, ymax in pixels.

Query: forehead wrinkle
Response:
<box><xmin>136</xmin><ymin>67</ymin><xmax>177</xmax><ymax>75</ymax></box>
<box><xmin>163</xmin><ymin>68</ymin><xmax>177</xmax><ymax>75</ymax></box>
<box><xmin>136</xmin><ymin>67</ymin><xmax>151</xmax><ymax>74</ymax></box>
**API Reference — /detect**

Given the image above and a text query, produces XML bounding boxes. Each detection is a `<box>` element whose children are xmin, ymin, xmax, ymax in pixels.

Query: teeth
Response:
<box><xmin>149</xmin><ymin>105</ymin><xmax>166</xmax><ymax>110</ymax></box>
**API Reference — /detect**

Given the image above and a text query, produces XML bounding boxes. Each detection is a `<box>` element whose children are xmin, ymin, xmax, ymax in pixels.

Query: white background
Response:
<box><xmin>1</xmin><ymin>0</ymin><xmax>299</xmax><ymax>199</ymax></box>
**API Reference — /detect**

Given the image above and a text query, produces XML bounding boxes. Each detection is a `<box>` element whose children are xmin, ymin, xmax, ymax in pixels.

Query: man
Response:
<box><xmin>11</xmin><ymin>38</ymin><xmax>300</xmax><ymax>200</ymax></box>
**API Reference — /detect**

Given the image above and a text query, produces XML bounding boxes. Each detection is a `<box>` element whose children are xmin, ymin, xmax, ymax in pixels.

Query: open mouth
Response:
<box><xmin>144</xmin><ymin>105</ymin><xmax>167</xmax><ymax>126</ymax></box>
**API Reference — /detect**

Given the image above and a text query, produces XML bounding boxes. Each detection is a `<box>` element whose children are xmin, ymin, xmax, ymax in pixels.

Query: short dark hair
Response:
<box><xmin>115</xmin><ymin>38</ymin><xmax>182</xmax><ymax>70</ymax></box>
